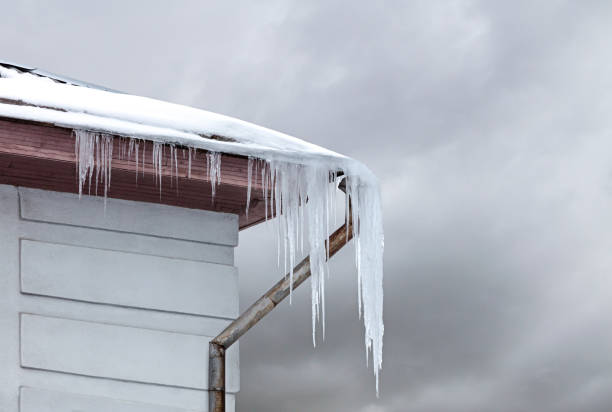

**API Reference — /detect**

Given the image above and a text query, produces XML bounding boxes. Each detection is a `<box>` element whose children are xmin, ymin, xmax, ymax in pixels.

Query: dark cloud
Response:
<box><xmin>3</xmin><ymin>1</ymin><xmax>612</xmax><ymax>411</ymax></box>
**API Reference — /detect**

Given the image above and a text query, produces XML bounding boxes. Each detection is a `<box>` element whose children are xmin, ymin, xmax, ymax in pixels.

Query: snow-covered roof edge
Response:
<box><xmin>0</xmin><ymin>63</ymin><xmax>385</xmax><ymax>394</ymax></box>
<box><xmin>0</xmin><ymin>65</ymin><xmax>358</xmax><ymax>165</ymax></box>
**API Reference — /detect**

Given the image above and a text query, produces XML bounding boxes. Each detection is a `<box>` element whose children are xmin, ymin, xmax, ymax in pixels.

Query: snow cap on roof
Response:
<box><xmin>0</xmin><ymin>64</ymin><xmax>347</xmax><ymax>164</ymax></box>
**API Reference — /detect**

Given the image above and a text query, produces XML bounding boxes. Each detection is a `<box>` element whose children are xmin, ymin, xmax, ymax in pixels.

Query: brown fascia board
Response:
<box><xmin>0</xmin><ymin>117</ymin><xmax>271</xmax><ymax>230</ymax></box>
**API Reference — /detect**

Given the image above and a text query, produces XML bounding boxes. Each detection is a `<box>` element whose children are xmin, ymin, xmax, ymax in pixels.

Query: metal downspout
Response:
<box><xmin>208</xmin><ymin>212</ymin><xmax>354</xmax><ymax>412</ymax></box>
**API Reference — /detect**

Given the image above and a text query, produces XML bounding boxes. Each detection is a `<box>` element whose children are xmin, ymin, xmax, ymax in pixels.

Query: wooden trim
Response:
<box><xmin>0</xmin><ymin>118</ymin><xmax>270</xmax><ymax>229</ymax></box>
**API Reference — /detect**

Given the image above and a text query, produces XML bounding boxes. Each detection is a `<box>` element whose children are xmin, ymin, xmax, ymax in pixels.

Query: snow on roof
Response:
<box><xmin>0</xmin><ymin>64</ymin><xmax>347</xmax><ymax>165</ymax></box>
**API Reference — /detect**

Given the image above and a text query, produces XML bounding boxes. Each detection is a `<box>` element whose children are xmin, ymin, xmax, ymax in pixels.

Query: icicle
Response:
<box><xmin>305</xmin><ymin>166</ymin><xmax>329</xmax><ymax>347</ymax></box>
<box><xmin>103</xmin><ymin>134</ymin><xmax>113</xmax><ymax>203</ymax></box>
<box><xmin>259</xmin><ymin>159</ymin><xmax>384</xmax><ymax>395</ymax></box>
<box><xmin>142</xmin><ymin>141</ymin><xmax>146</xmax><ymax>178</ymax></box>
<box><xmin>262</xmin><ymin>160</ymin><xmax>269</xmax><ymax>221</ymax></box>
<box><xmin>169</xmin><ymin>145</ymin><xmax>175</xmax><ymax>188</ymax></box>
<box><xmin>75</xmin><ymin>130</ymin><xmax>93</xmax><ymax>198</ymax></box>
<box><xmin>152</xmin><ymin>141</ymin><xmax>163</xmax><ymax>196</ymax></box>
<box><xmin>118</xmin><ymin>137</ymin><xmax>124</xmax><ymax>160</ymax></box>
<box><xmin>134</xmin><ymin>140</ymin><xmax>140</xmax><ymax>182</ymax></box>
<box><xmin>345</xmin><ymin>181</ymin><xmax>351</xmax><ymax>241</ymax></box>
<box><xmin>74</xmin><ymin>130</ymin><xmax>113</xmax><ymax>207</ymax></box>
<box><xmin>273</xmin><ymin>165</ymin><xmax>281</xmax><ymax>269</ymax></box>
<box><xmin>246</xmin><ymin>157</ymin><xmax>253</xmax><ymax>218</ymax></box>
<box><xmin>168</xmin><ymin>144</ymin><xmax>179</xmax><ymax>193</ymax></box>
<box><xmin>188</xmin><ymin>147</ymin><xmax>193</xmax><ymax>178</ymax></box>
<box><xmin>128</xmin><ymin>138</ymin><xmax>134</xmax><ymax>161</ymax></box>
<box><xmin>346</xmin><ymin>174</ymin><xmax>384</xmax><ymax>396</ymax></box>
<box><xmin>207</xmin><ymin>152</ymin><xmax>221</xmax><ymax>201</ymax></box>
<box><xmin>95</xmin><ymin>134</ymin><xmax>100</xmax><ymax>195</ymax></box>
<box><xmin>174</xmin><ymin>145</ymin><xmax>179</xmax><ymax>191</ymax></box>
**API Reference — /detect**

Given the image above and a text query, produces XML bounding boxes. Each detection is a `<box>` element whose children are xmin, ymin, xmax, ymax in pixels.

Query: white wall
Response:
<box><xmin>0</xmin><ymin>185</ymin><xmax>240</xmax><ymax>412</ymax></box>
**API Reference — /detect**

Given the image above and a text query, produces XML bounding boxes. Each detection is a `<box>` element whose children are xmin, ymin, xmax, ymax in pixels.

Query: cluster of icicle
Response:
<box><xmin>74</xmin><ymin>130</ymin><xmax>384</xmax><ymax>394</ymax></box>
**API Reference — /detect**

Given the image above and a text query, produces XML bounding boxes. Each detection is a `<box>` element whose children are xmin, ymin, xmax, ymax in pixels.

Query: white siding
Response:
<box><xmin>19</xmin><ymin>187</ymin><xmax>239</xmax><ymax>246</ymax></box>
<box><xmin>20</xmin><ymin>387</ymin><xmax>236</xmax><ymax>412</ymax></box>
<box><xmin>0</xmin><ymin>185</ymin><xmax>240</xmax><ymax>412</ymax></box>
<box><xmin>21</xmin><ymin>240</ymin><xmax>239</xmax><ymax>318</ymax></box>
<box><xmin>21</xmin><ymin>314</ymin><xmax>239</xmax><ymax>390</ymax></box>
<box><xmin>20</xmin><ymin>387</ymin><xmax>198</xmax><ymax>412</ymax></box>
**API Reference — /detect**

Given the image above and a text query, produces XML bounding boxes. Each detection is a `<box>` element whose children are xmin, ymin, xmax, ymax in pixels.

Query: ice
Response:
<box><xmin>152</xmin><ymin>142</ymin><xmax>163</xmax><ymax>195</ymax></box>
<box><xmin>250</xmin><ymin>157</ymin><xmax>384</xmax><ymax>395</ymax></box>
<box><xmin>173</xmin><ymin>145</ymin><xmax>179</xmax><ymax>188</ymax></box>
<box><xmin>169</xmin><ymin>144</ymin><xmax>177</xmax><ymax>189</ymax></box>
<box><xmin>345</xmin><ymin>175</ymin><xmax>385</xmax><ymax>395</ymax></box>
<box><xmin>134</xmin><ymin>140</ymin><xmax>140</xmax><ymax>180</ymax></box>
<box><xmin>126</xmin><ymin>138</ymin><xmax>140</xmax><ymax>182</ymax></box>
<box><xmin>246</xmin><ymin>157</ymin><xmax>253</xmax><ymax>217</ymax></box>
<box><xmin>303</xmin><ymin>166</ymin><xmax>331</xmax><ymax>344</ymax></box>
<box><xmin>206</xmin><ymin>151</ymin><xmax>221</xmax><ymax>201</ymax></box>
<box><xmin>74</xmin><ymin>130</ymin><xmax>113</xmax><ymax>206</ymax></box>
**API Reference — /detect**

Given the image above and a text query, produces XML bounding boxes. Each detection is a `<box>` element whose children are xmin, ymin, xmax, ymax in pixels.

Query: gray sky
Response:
<box><xmin>3</xmin><ymin>1</ymin><xmax>612</xmax><ymax>411</ymax></box>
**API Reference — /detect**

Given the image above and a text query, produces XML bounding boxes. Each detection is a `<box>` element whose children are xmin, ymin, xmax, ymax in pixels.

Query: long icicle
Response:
<box><xmin>246</xmin><ymin>157</ymin><xmax>253</xmax><ymax>218</ymax></box>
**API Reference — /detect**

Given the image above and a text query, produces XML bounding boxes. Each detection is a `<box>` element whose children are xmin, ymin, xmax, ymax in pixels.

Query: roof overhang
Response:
<box><xmin>0</xmin><ymin>116</ymin><xmax>269</xmax><ymax>229</ymax></box>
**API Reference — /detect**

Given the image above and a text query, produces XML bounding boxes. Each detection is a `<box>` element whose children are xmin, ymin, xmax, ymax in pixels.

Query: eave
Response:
<box><xmin>0</xmin><ymin>117</ymin><xmax>269</xmax><ymax>230</ymax></box>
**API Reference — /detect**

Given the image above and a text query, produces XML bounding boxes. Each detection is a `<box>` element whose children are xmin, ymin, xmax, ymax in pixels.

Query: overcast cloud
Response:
<box><xmin>3</xmin><ymin>1</ymin><xmax>612</xmax><ymax>411</ymax></box>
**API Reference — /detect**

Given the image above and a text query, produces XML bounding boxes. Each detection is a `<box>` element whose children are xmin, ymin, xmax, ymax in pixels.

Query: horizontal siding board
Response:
<box><xmin>19</xmin><ymin>187</ymin><xmax>239</xmax><ymax>246</ymax></box>
<box><xmin>21</xmin><ymin>240</ymin><xmax>238</xmax><ymax>318</ymax></box>
<box><xmin>20</xmin><ymin>387</ymin><xmax>197</xmax><ymax>412</ymax></box>
<box><xmin>20</xmin><ymin>314</ymin><xmax>239</xmax><ymax>391</ymax></box>
<box><xmin>17</xmin><ymin>294</ymin><xmax>235</xmax><ymax>340</ymax></box>
<box><xmin>20</xmin><ymin>220</ymin><xmax>234</xmax><ymax>265</ymax></box>
<box><xmin>18</xmin><ymin>371</ymin><xmax>237</xmax><ymax>410</ymax></box>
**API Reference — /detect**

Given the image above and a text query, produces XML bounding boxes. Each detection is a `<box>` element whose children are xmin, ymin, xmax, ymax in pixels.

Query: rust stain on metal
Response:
<box><xmin>208</xmin><ymin>342</ymin><xmax>226</xmax><ymax>411</ymax></box>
